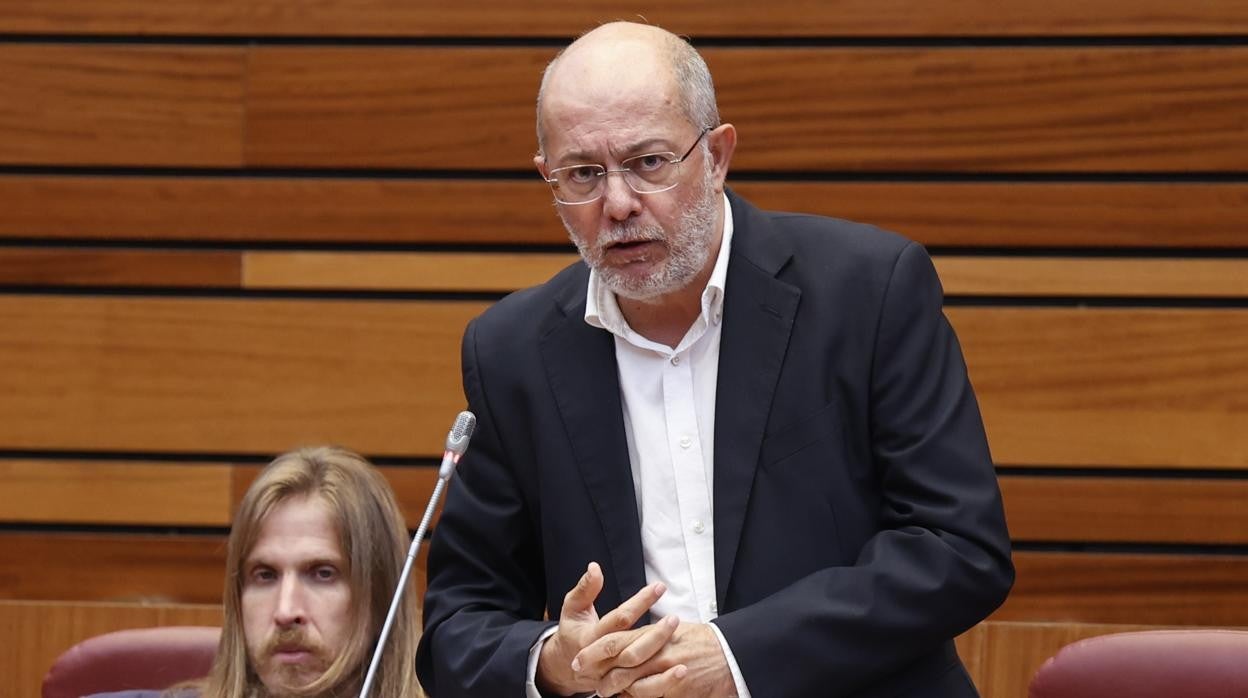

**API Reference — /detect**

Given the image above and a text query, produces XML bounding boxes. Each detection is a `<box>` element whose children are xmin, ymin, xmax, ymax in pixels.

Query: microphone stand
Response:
<box><xmin>358</xmin><ymin>411</ymin><xmax>475</xmax><ymax>698</ymax></box>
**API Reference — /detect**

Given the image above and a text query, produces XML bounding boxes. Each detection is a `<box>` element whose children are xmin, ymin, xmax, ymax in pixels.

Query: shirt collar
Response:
<box><xmin>585</xmin><ymin>193</ymin><xmax>734</xmax><ymax>337</ymax></box>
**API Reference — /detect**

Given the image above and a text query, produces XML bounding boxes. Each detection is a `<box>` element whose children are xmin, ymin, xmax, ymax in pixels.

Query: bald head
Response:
<box><xmin>536</xmin><ymin>22</ymin><xmax>719</xmax><ymax>155</ymax></box>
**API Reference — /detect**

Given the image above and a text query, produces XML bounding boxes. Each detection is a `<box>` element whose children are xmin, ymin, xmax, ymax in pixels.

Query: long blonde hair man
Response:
<box><xmin>199</xmin><ymin>446</ymin><xmax>421</xmax><ymax>698</ymax></box>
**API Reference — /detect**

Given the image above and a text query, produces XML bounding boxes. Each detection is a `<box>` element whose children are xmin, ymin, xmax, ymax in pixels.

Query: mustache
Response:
<box><xmin>260</xmin><ymin>626</ymin><xmax>329</xmax><ymax>662</ymax></box>
<box><xmin>598</xmin><ymin>222</ymin><xmax>663</xmax><ymax>247</ymax></box>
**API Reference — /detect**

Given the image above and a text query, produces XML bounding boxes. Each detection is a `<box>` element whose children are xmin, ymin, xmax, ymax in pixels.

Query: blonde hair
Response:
<box><xmin>198</xmin><ymin>446</ymin><xmax>420</xmax><ymax>697</ymax></box>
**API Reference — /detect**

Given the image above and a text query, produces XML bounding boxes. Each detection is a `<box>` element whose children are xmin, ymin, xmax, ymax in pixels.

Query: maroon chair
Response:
<box><xmin>1028</xmin><ymin>629</ymin><xmax>1248</xmax><ymax>698</ymax></box>
<box><xmin>42</xmin><ymin>626</ymin><xmax>220</xmax><ymax>698</ymax></box>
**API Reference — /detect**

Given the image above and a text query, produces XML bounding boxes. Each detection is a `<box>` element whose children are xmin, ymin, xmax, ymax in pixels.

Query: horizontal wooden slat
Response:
<box><xmin>999</xmin><ymin>551</ymin><xmax>1248</xmax><ymax>626</ymax></box>
<box><xmin>4</xmin><ymin>0</ymin><xmax>1247</xmax><ymax>36</ymax></box>
<box><xmin>5</xmin><ymin>249</ymin><xmax>1246</xmax><ymax>299</ymax></box>
<box><xmin>230</xmin><ymin>464</ymin><xmax>441</xmax><ymax>530</ymax></box>
<box><xmin>242</xmin><ymin>251</ymin><xmax>578</xmax><ymax>292</ymax></box>
<box><xmin>0</xmin><ymin>460</ymin><xmax>439</xmax><ymax>528</ymax></box>
<box><xmin>0</xmin><ymin>599</ymin><xmax>224</xmax><ymax>698</ymax></box>
<box><xmin>0</xmin><ymin>249</ymin><xmax>242</xmax><ymax>287</ymax></box>
<box><xmin>1</xmin><ymin>299</ymin><xmax>1246</xmax><ymax>466</ymax></box>
<box><xmin>949</xmin><ymin>307</ymin><xmax>1248</xmax><ymax>468</ymax></box>
<box><xmin>241</xmin><ymin>253</ymin><xmax>1248</xmax><ymax>298</ymax></box>
<box><xmin>0</xmin><ymin>0</ymin><xmax>247</xmax><ymax>34</ymax></box>
<box><xmin>0</xmin><ymin>460</ymin><xmax>233</xmax><ymax>526</ymax></box>
<box><xmin>0</xmin><ymin>296</ymin><xmax>478</xmax><ymax>456</ymax></box>
<box><xmin>0</xmin><ymin>533</ymin><xmax>227</xmax><ymax>603</ymax></box>
<box><xmin>0</xmin><ymin>45</ymin><xmax>246</xmax><ymax>167</ymax></box>
<box><xmin>3</xmin><ymin>176</ymin><xmax>1244</xmax><ymax>248</ymax></box>
<box><xmin>245</xmin><ymin>46</ymin><xmax>1248</xmax><ymax>172</ymax></box>
<box><xmin>1001</xmin><ymin>476</ymin><xmax>1248</xmax><ymax>544</ymax></box>
<box><xmin>244</xmin><ymin>47</ymin><xmax>544</xmax><ymax>169</ymax></box>
<box><xmin>4</xmin><ymin>534</ymin><xmax>1245</xmax><ymax>627</ymax></box>
<box><xmin>0</xmin><ymin>532</ymin><xmax>427</xmax><ymax>604</ymax></box>
<box><xmin>937</xmin><ymin>257</ymin><xmax>1248</xmax><ymax>298</ymax></box>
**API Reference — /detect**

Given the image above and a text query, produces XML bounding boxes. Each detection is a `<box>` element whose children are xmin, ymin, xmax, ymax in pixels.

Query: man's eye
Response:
<box><xmin>631</xmin><ymin>154</ymin><xmax>668</xmax><ymax>172</ymax></box>
<box><xmin>565</xmin><ymin>166</ymin><xmax>600</xmax><ymax>184</ymax></box>
<box><xmin>250</xmin><ymin>568</ymin><xmax>276</xmax><ymax>584</ymax></box>
<box><xmin>313</xmin><ymin>566</ymin><xmax>339</xmax><ymax>582</ymax></box>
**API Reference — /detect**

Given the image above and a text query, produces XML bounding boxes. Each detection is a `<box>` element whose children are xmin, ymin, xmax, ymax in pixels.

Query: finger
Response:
<box><xmin>572</xmin><ymin>626</ymin><xmax>641</xmax><ymax>675</ymax></box>
<box><xmin>592</xmin><ymin>581</ymin><xmax>666</xmax><ymax>637</ymax></box>
<box><xmin>561</xmin><ymin>561</ymin><xmax>605</xmax><ymax>620</ymax></box>
<box><xmin>621</xmin><ymin>663</ymin><xmax>688</xmax><ymax>698</ymax></box>
<box><xmin>595</xmin><ymin>663</ymin><xmax>643</xmax><ymax>698</ymax></box>
<box><xmin>577</xmin><ymin>615</ymin><xmax>678</xmax><ymax>671</ymax></box>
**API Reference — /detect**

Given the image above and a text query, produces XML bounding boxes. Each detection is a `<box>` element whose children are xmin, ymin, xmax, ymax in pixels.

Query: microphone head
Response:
<box><xmin>445</xmin><ymin>410</ymin><xmax>476</xmax><ymax>456</ymax></box>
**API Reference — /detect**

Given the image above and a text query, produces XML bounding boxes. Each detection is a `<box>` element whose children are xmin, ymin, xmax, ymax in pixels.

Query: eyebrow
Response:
<box><xmin>243</xmin><ymin>554</ymin><xmax>345</xmax><ymax>570</ymax></box>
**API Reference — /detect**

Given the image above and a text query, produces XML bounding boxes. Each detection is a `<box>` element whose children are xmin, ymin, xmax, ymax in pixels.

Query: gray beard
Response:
<box><xmin>562</xmin><ymin>172</ymin><xmax>720</xmax><ymax>302</ymax></box>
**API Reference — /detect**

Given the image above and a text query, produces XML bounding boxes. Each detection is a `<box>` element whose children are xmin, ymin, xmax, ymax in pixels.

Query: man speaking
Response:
<box><xmin>417</xmin><ymin>21</ymin><xmax>1013</xmax><ymax>698</ymax></box>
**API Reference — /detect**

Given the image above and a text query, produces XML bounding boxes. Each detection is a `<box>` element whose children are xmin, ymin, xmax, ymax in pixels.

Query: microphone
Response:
<box><xmin>359</xmin><ymin>410</ymin><xmax>476</xmax><ymax>698</ymax></box>
<box><xmin>438</xmin><ymin>410</ymin><xmax>476</xmax><ymax>479</ymax></box>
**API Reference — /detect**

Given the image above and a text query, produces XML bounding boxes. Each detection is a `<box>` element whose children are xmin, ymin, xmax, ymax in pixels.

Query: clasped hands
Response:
<box><xmin>537</xmin><ymin>562</ymin><xmax>734</xmax><ymax>698</ymax></box>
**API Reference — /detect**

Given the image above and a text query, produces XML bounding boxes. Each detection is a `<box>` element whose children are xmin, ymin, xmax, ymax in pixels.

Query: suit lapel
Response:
<box><xmin>714</xmin><ymin>192</ymin><xmax>800</xmax><ymax>607</ymax></box>
<box><xmin>539</xmin><ymin>279</ymin><xmax>647</xmax><ymax>606</ymax></box>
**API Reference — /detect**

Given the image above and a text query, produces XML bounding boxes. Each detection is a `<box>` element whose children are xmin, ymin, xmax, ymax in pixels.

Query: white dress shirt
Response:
<box><xmin>526</xmin><ymin>195</ymin><xmax>750</xmax><ymax>697</ymax></box>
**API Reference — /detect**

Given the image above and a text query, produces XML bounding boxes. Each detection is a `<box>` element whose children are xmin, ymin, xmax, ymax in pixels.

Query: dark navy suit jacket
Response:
<box><xmin>417</xmin><ymin>190</ymin><xmax>1014</xmax><ymax>697</ymax></box>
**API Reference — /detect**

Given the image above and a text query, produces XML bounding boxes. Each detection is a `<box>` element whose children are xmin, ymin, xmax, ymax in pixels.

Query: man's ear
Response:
<box><xmin>708</xmin><ymin>124</ymin><xmax>737</xmax><ymax>191</ymax></box>
<box><xmin>534</xmin><ymin>154</ymin><xmax>549</xmax><ymax>180</ymax></box>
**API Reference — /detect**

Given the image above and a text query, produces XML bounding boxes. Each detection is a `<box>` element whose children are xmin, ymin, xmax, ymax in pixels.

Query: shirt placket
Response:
<box><xmin>661</xmin><ymin>349</ymin><xmax>718</xmax><ymax>623</ymax></box>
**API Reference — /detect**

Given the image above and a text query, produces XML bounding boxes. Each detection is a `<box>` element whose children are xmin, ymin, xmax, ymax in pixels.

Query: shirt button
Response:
<box><xmin>709</xmin><ymin>601</ymin><xmax>718</xmax><ymax>613</ymax></box>
<box><xmin>670</xmin><ymin>355</ymin><xmax>680</xmax><ymax>365</ymax></box>
<box><xmin>692</xmin><ymin>520</ymin><xmax>705</xmax><ymax>534</ymax></box>
<box><xmin>679</xmin><ymin>435</ymin><xmax>692</xmax><ymax>449</ymax></box>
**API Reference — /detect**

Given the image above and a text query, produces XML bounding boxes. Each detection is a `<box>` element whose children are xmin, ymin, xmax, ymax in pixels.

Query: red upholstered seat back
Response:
<box><xmin>42</xmin><ymin>626</ymin><xmax>220</xmax><ymax>698</ymax></box>
<box><xmin>1028</xmin><ymin>629</ymin><xmax>1248</xmax><ymax>698</ymax></box>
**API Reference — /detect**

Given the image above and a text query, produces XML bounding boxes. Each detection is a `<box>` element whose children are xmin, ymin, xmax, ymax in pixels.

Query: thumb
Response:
<box><xmin>562</xmin><ymin>561</ymin><xmax>604</xmax><ymax>618</ymax></box>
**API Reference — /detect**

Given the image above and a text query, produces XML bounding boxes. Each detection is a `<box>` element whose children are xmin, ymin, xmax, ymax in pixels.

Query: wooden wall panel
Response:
<box><xmin>714</xmin><ymin>47</ymin><xmax>1248</xmax><ymax>173</ymax></box>
<box><xmin>0</xmin><ymin>0</ymin><xmax>247</xmax><ymax>34</ymax></box>
<box><xmin>1000</xmin><ymin>476</ymin><xmax>1248</xmax><ymax>544</ymax></box>
<box><xmin>3</xmin><ymin>177</ymin><xmax>1245</xmax><ymax>248</ymax></box>
<box><xmin>243</xmin><ymin>47</ymin><xmax>1248</xmax><ymax>172</ymax></box>
<box><xmin>0</xmin><ymin>533</ymin><xmax>227</xmax><ymax>603</ymax></box>
<box><xmin>4</xmin><ymin>249</ymin><xmax>1246</xmax><ymax>298</ymax></box>
<box><xmin>0</xmin><ymin>461</ymin><xmax>233</xmax><ymax>526</ymax></box>
<box><xmin>0</xmin><ymin>0</ymin><xmax>1244</xmax><ymax>652</ymax></box>
<box><xmin>230</xmin><ymin>464</ymin><xmax>441</xmax><ymax>529</ymax></box>
<box><xmin>0</xmin><ymin>461</ymin><xmax>439</xmax><ymax>528</ymax></box>
<box><xmin>2</xmin><ymin>299</ymin><xmax>1245</xmax><ymax>467</ymax></box>
<box><xmin>6</xmin><ymin>534</ymin><xmax>1247</xmax><ymax>625</ymax></box>
<box><xmin>0</xmin><ymin>600</ymin><xmax>224</xmax><ymax>698</ymax></box>
<box><xmin>0</xmin><ymin>532</ymin><xmax>429</xmax><ymax>605</ymax></box>
<box><xmin>239</xmin><ymin>253</ymin><xmax>1248</xmax><ymax>297</ymax></box>
<box><xmin>734</xmin><ymin>182</ymin><xmax>1248</xmax><ymax>249</ymax></box>
<box><xmin>0</xmin><ymin>45</ymin><xmax>246</xmax><ymax>167</ymax></box>
<box><xmin>244</xmin><ymin>47</ymin><xmax>546</xmax><ymax>168</ymax></box>
<box><xmin>949</xmin><ymin>307</ymin><xmax>1248</xmax><ymax>469</ymax></box>
<box><xmin>935</xmin><ymin>258</ymin><xmax>1248</xmax><ymax>298</ymax></box>
<box><xmin>4</xmin><ymin>0</ymin><xmax>1247</xmax><ymax>37</ymax></box>
<box><xmin>0</xmin><ymin>296</ymin><xmax>480</xmax><ymax>456</ymax></box>
<box><xmin>999</xmin><ymin>552</ymin><xmax>1248</xmax><ymax>626</ymax></box>
<box><xmin>0</xmin><ymin>249</ymin><xmax>242</xmax><ymax>288</ymax></box>
<box><xmin>241</xmin><ymin>251</ymin><xmax>576</xmax><ymax>293</ymax></box>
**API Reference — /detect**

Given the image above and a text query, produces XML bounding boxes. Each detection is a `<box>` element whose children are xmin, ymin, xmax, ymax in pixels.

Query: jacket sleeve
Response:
<box><xmin>416</xmin><ymin>317</ymin><xmax>556</xmax><ymax>698</ymax></box>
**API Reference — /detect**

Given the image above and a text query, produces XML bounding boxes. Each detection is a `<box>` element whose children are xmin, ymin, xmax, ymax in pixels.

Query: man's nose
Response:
<box><xmin>600</xmin><ymin>171</ymin><xmax>642</xmax><ymax>222</ymax></box>
<box><xmin>273</xmin><ymin>574</ymin><xmax>306</xmax><ymax>627</ymax></box>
